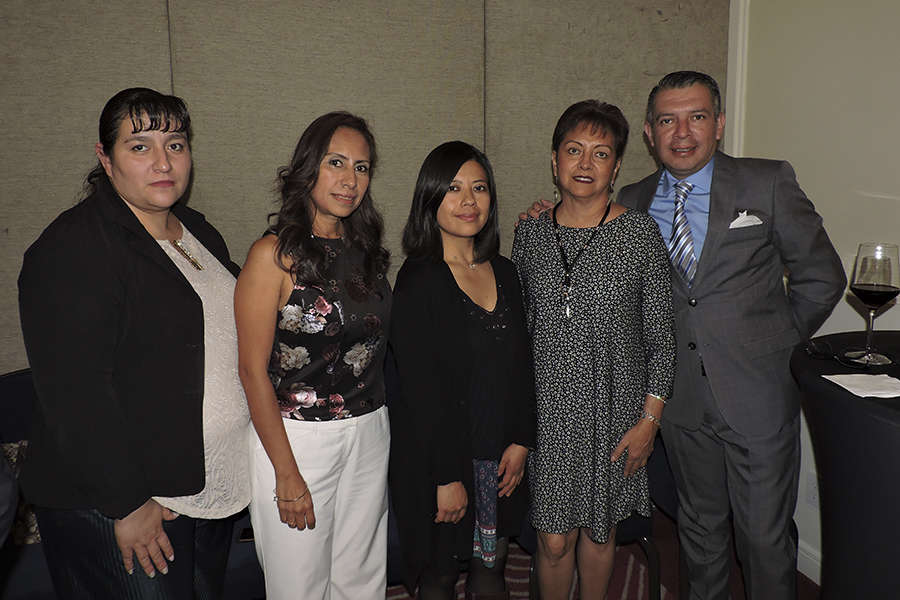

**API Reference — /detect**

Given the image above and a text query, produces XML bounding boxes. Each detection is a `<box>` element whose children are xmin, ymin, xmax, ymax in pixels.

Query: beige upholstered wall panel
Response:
<box><xmin>485</xmin><ymin>0</ymin><xmax>729</xmax><ymax>254</ymax></box>
<box><xmin>0</xmin><ymin>1</ymin><xmax>172</xmax><ymax>373</ymax></box>
<box><xmin>2</xmin><ymin>1</ymin><xmax>729</xmax><ymax>373</ymax></box>
<box><xmin>167</xmin><ymin>1</ymin><xmax>485</xmax><ymax>274</ymax></box>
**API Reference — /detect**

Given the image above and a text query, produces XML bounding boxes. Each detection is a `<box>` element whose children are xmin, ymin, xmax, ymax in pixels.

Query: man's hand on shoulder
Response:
<box><xmin>515</xmin><ymin>198</ymin><xmax>554</xmax><ymax>228</ymax></box>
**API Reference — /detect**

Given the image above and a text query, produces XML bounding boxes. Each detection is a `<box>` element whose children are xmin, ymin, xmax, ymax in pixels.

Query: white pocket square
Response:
<box><xmin>729</xmin><ymin>210</ymin><xmax>763</xmax><ymax>229</ymax></box>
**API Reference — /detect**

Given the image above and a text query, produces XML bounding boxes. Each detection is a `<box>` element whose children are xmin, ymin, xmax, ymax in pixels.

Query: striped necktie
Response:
<box><xmin>669</xmin><ymin>180</ymin><xmax>697</xmax><ymax>284</ymax></box>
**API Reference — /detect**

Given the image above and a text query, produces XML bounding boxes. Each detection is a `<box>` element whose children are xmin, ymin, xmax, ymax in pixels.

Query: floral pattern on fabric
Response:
<box><xmin>268</xmin><ymin>238</ymin><xmax>391</xmax><ymax>422</ymax></box>
<box><xmin>471</xmin><ymin>459</ymin><xmax>499</xmax><ymax>567</ymax></box>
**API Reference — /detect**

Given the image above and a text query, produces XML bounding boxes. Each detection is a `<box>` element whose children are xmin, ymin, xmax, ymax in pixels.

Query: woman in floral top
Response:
<box><xmin>235</xmin><ymin>112</ymin><xmax>391</xmax><ymax>600</ymax></box>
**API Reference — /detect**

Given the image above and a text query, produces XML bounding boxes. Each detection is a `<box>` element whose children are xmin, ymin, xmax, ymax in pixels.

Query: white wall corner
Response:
<box><xmin>724</xmin><ymin>0</ymin><xmax>750</xmax><ymax>157</ymax></box>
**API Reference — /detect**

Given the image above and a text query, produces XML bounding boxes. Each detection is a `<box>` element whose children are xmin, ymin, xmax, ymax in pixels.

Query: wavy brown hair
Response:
<box><xmin>270</xmin><ymin>112</ymin><xmax>389</xmax><ymax>286</ymax></box>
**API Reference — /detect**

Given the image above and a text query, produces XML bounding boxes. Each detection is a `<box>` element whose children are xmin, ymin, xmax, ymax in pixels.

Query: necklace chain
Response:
<box><xmin>551</xmin><ymin>201</ymin><xmax>612</xmax><ymax>318</ymax></box>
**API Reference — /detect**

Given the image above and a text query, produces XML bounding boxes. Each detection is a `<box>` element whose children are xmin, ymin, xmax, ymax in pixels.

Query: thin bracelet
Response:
<box><xmin>642</xmin><ymin>411</ymin><xmax>662</xmax><ymax>426</ymax></box>
<box><xmin>647</xmin><ymin>392</ymin><xmax>667</xmax><ymax>404</ymax></box>
<box><xmin>273</xmin><ymin>488</ymin><xmax>309</xmax><ymax>503</ymax></box>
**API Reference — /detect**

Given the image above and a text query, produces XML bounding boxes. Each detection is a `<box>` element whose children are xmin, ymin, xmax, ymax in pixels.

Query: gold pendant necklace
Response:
<box><xmin>169</xmin><ymin>239</ymin><xmax>204</xmax><ymax>270</ymax></box>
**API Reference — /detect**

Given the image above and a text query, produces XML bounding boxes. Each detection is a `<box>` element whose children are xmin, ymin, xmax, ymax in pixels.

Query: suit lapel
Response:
<box><xmin>692</xmin><ymin>152</ymin><xmax>736</xmax><ymax>290</ymax></box>
<box><xmin>632</xmin><ymin>169</ymin><xmax>663</xmax><ymax>212</ymax></box>
<box><xmin>627</xmin><ymin>168</ymin><xmax>691</xmax><ymax>295</ymax></box>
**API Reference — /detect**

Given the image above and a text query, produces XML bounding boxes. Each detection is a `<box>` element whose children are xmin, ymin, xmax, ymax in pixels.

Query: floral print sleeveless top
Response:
<box><xmin>268</xmin><ymin>238</ymin><xmax>391</xmax><ymax>421</ymax></box>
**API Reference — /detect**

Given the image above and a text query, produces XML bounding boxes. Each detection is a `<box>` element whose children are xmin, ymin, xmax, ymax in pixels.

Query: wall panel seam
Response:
<box><xmin>482</xmin><ymin>0</ymin><xmax>487</xmax><ymax>150</ymax></box>
<box><xmin>166</xmin><ymin>0</ymin><xmax>176</xmax><ymax>94</ymax></box>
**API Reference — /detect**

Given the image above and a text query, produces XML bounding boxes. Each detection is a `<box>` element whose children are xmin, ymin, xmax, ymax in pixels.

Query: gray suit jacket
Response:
<box><xmin>618</xmin><ymin>152</ymin><xmax>846</xmax><ymax>436</ymax></box>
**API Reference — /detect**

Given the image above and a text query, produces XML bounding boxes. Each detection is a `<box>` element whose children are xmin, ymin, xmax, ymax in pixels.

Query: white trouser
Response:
<box><xmin>249</xmin><ymin>406</ymin><xmax>390</xmax><ymax>600</ymax></box>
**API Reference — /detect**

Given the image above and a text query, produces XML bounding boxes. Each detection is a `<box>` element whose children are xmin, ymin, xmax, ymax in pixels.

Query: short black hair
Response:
<box><xmin>646</xmin><ymin>71</ymin><xmax>722</xmax><ymax>123</ymax></box>
<box><xmin>402</xmin><ymin>141</ymin><xmax>499</xmax><ymax>263</ymax></box>
<box><xmin>551</xmin><ymin>100</ymin><xmax>629</xmax><ymax>161</ymax></box>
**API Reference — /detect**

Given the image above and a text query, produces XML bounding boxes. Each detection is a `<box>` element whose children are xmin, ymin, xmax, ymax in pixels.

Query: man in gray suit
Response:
<box><xmin>617</xmin><ymin>71</ymin><xmax>846</xmax><ymax>599</ymax></box>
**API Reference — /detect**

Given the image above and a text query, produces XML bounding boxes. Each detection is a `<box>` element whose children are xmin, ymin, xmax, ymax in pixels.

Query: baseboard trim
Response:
<box><xmin>797</xmin><ymin>539</ymin><xmax>822</xmax><ymax>584</ymax></box>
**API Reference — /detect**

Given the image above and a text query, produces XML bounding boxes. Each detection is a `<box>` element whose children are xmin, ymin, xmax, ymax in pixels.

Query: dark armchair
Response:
<box><xmin>0</xmin><ymin>368</ymin><xmax>54</xmax><ymax>600</ymax></box>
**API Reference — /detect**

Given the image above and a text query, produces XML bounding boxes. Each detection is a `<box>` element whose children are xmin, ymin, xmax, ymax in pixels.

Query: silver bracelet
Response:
<box><xmin>642</xmin><ymin>410</ymin><xmax>662</xmax><ymax>426</ymax></box>
<box><xmin>646</xmin><ymin>392</ymin><xmax>667</xmax><ymax>404</ymax></box>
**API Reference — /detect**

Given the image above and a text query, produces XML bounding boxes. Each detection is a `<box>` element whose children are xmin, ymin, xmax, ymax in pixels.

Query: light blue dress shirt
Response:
<box><xmin>647</xmin><ymin>157</ymin><xmax>715</xmax><ymax>260</ymax></box>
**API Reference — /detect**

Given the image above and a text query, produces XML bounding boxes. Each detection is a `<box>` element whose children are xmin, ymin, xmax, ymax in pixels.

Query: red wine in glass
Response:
<box><xmin>849</xmin><ymin>283</ymin><xmax>900</xmax><ymax>309</ymax></box>
<box><xmin>845</xmin><ymin>243</ymin><xmax>900</xmax><ymax>365</ymax></box>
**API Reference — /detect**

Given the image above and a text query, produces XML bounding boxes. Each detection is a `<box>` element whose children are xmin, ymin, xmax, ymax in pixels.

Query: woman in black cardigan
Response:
<box><xmin>18</xmin><ymin>88</ymin><xmax>249</xmax><ymax>599</ymax></box>
<box><xmin>389</xmin><ymin>141</ymin><xmax>536</xmax><ymax>600</ymax></box>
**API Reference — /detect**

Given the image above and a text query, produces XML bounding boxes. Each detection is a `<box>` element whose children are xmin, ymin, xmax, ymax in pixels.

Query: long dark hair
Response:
<box><xmin>402</xmin><ymin>141</ymin><xmax>500</xmax><ymax>263</ymax></box>
<box><xmin>270</xmin><ymin>111</ymin><xmax>388</xmax><ymax>286</ymax></box>
<box><xmin>84</xmin><ymin>88</ymin><xmax>191</xmax><ymax>198</ymax></box>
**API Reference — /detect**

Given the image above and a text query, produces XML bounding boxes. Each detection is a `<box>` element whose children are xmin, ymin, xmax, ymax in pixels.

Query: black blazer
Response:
<box><xmin>388</xmin><ymin>255</ymin><xmax>536</xmax><ymax>590</ymax></box>
<box><xmin>18</xmin><ymin>174</ymin><xmax>239</xmax><ymax>519</ymax></box>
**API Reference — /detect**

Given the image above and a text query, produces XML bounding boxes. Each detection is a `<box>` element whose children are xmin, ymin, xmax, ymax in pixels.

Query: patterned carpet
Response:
<box><xmin>385</xmin><ymin>542</ymin><xmax>670</xmax><ymax>599</ymax></box>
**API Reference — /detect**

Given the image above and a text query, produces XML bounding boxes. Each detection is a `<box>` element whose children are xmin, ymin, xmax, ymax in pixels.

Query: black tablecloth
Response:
<box><xmin>791</xmin><ymin>331</ymin><xmax>900</xmax><ymax>599</ymax></box>
<box><xmin>792</xmin><ymin>330</ymin><xmax>900</xmax><ymax>415</ymax></box>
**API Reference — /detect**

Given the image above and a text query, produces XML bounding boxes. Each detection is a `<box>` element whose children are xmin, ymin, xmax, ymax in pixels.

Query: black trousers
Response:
<box><xmin>35</xmin><ymin>506</ymin><xmax>234</xmax><ymax>600</ymax></box>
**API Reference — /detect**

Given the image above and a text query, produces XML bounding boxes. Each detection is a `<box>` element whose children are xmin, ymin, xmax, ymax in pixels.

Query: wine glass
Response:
<box><xmin>844</xmin><ymin>243</ymin><xmax>900</xmax><ymax>365</ymax></box>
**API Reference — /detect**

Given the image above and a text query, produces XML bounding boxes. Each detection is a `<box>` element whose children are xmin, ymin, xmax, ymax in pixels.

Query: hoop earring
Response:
<box><xmin>553</xmin><ymin>188</ymin><xmax>560</xmax><ymax>203</ymax></box>
<box><xmin>608</xmin><ymin>182</ymin><xmax>615</xmax><ymax>194</ymax></box>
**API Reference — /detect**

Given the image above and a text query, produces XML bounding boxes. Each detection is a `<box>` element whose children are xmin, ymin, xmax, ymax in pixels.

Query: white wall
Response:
<box><xmin>730</xmin><ymin>0</ymin><xmax>900</xmax><ymax>583</ymax></box>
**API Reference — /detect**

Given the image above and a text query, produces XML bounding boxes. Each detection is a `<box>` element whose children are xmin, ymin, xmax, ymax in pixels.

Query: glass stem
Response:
<box><xmin>865</xmin><ymin>308</ymin><xmax>877</xmax><ymax>356</ymax></box>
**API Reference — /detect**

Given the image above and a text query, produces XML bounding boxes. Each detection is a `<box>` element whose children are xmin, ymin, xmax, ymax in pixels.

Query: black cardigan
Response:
<box><xmin>388</xmin><ymin>256</ymin><xmax>536</xmax><ymax>591</ymax></box>
<box><xmin>18</xmin><ymin>174</ymin><xmax>239</xmax><ymax>519</ymax></box>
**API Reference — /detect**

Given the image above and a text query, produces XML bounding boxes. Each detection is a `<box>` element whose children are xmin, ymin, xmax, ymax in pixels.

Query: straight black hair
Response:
<box><xmin>402</xmin><ymin>141</ymin><xmax>500</xmax><ymax>263</ymax></box>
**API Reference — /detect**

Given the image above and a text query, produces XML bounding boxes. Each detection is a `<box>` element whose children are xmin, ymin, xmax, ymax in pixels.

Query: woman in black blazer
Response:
<box><xmin>18</xmin><ymin>88</ymin><xmax>250</xmax><ymax>599</ymax></box>
<box><xmin>389</xmin><ymin>142</ymin><xmax>536</xmax><ymax>600</ymax></box>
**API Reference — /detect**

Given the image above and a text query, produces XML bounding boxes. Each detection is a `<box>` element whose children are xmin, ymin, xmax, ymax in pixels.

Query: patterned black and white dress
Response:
<box><xmin>511</xmin><ymin>208</ymin><xmax>675</xmax><ymax>543</ymax></box>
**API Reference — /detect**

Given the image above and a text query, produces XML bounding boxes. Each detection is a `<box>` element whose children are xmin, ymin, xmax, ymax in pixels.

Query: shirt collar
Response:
<box><xmin>661</xmin><ymin>156</ymin><xmax>715</xmax><ymax>196</ymax></box>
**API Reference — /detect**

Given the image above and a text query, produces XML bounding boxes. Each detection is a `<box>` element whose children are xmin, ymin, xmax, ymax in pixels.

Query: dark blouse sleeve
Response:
<box><xmin>511</xmin><ymin>217</ymin><xmax>537</xmax><ymax>334</ymax></box>
<box><xmin>389</xmin><ymin>261</ymin><xmax>467</xmax><ymax>485</ymax></box>
<box><xmin>496</xmin><ymin>257</ymin><xmax>537</xmax><ymax>449</ymax></box>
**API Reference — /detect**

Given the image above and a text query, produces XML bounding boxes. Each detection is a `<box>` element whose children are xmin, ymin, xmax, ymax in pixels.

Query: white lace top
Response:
<box><xmin>153</xmin><ymin>225</ymin><xmax>251</xmax><ymax>518</ymax></box>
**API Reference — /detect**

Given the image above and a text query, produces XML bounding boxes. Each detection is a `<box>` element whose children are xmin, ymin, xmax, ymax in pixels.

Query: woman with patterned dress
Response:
<box><xmin>389</xmin><ymin>142</ymin><xmax>536</xmax><ymax>600</ymax></box>
<box><xmin>235</xmin><ymin>112</ymin><xmax>391</xmax><ymax>600</ymax></box>
<box><xmin>511</xmin><ymin>101</ymin><xmax>676</xmax><ymax>600</ymax></box>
